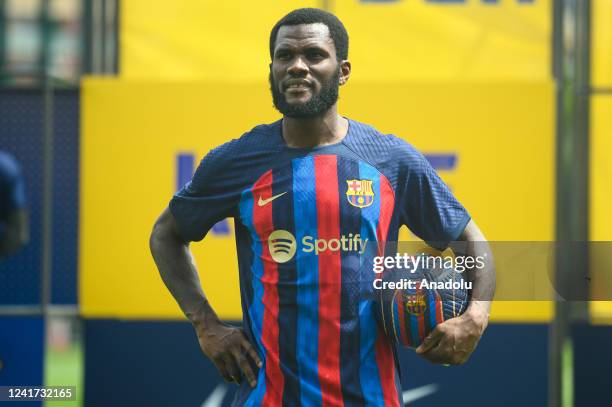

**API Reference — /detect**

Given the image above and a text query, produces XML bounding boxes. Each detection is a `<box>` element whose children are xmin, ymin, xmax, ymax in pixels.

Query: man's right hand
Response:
<box><xmin>195</xmin><ymin>320</ymin><xmax>262</xmax><ymax>388</ymax></box>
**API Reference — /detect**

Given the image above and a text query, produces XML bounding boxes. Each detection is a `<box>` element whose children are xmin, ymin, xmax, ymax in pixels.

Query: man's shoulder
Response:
<box><xmin>202</xmin><ymin>120</ymin><xmax>281</xmax><ymax>163</ymax></box>
<box><xmin>190</xmin><ymin>120</ymin><xmax>281</xmax><ymax>189</ymax></box>
<box><xmin>238</xmin><ymin>120</ymin><xmax>282</xmax><ymax>145</ymax></box>
<box><xmin>345</xmin><ymin>118</ymin><xmax>422</xmax><ymax>164</ymax></box>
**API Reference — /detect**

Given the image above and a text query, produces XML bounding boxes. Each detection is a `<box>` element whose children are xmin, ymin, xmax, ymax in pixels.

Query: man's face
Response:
<box><xmin>269</xmin><ymin>23</ymin><xmax>348</xmax><ymax>118</ymax></box>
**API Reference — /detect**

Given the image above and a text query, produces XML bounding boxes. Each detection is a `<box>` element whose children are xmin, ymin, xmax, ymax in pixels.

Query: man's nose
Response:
<box><xmin>287</xmin><ymin>56</ymin><xmax>308</xmax><ymax>76</ymax></box>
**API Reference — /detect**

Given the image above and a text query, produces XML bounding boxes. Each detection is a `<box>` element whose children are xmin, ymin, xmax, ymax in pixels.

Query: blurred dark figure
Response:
<box><xmin>0</xmin><ymin>151</ymin><xmax>28</xmax><ymax>258</ymax></box>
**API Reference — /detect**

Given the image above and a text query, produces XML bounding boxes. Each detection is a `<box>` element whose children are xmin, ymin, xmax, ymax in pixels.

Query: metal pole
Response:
<box><xmin>41</xmin><ymin>0</ymin><xmax>53</xmax><ymax>315</ymax></box>
<box><xmin>92</xmin><ymin>0</ymin><xmax>103</xmax><ymax>74</ymax></box>
<box><xmin>83</xmin><ymin>0</ymin><xmax>93</xmax><ymax>74</ymax></box>
<box><xmin>40</xmin><ymin>1</ymin><xmax>55</xmax><ymax>396</ymax></box>
<box><xmin>110</xmin><ymin>0</ymin><xmax>119</xmax><ymax>74</ymax></box>
<box><xmin>550</xmin><ymin>0</ymin><xmax>567</xmax><ymax>402</ymax></box>
<box><xmin>551</xmin><ymin>0</ymin><xmax>591</xmax><ymax>406</ymax></box>
<box><xmin>0</xmin><ymin>0</ymin><xmax>6</xmax><ymax>79</ymax></box>
<box><xmin>101</xmin><ymin>0</ymin><xmax>107</xmax><ymax>74</ymax></box>
<box><xmin>102</xmin><ymin>0</ymin><xmax>118</xmax><ymax>74</ymax></box>
<box><xmin>552</xmin><ymin>0</ymin><xmax>563</xmax><ymax>80</ymax></box>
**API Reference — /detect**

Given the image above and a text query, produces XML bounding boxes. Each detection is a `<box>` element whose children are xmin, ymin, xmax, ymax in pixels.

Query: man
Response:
<box><xmin>0</xmin><ymin>150</ymin><xmax>28</xmax><ymax>258</ymax></box>
<box><xmin>150</xmin><ymin>8</ymin><xmax>495</xmax><ymax>406</ymax></box>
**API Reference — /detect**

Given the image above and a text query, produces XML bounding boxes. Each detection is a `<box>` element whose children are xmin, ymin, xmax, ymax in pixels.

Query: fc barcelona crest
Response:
<box><xmin>346</xmin><ymin>179</ymin><xmax>374</xmax><ymax>208</ymax></box>
<box><xmin>405</xmin><ymin>293</ymin><xmax>427</xmax><ymax>316</ymax></box>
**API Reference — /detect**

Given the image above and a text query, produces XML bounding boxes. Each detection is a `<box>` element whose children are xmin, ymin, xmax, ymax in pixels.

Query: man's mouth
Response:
<box><xmin>284</xmin><ymin>81</ymin><xmax>311</xmax><ymax>91</ymax></box>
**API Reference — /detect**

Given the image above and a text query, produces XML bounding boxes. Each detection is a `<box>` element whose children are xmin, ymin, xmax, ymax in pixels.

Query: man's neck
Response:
<box><xmin>282</xmin><ymin>106</ymin><xmax>349</xmax><ymax>148</ymax></box>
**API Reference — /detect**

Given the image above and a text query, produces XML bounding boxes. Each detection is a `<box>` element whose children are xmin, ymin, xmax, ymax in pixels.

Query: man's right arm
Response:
<box><xmin>149</xmin><ymin>207</ymin><xmax>261</xmax><ymax>387</ymax></box>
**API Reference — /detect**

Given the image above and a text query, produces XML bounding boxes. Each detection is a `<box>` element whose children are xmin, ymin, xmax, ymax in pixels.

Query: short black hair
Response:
<box><xmin>269</xmin><ymin>8</ymin><xmax>349</xmax><ymax>61</ymax></box>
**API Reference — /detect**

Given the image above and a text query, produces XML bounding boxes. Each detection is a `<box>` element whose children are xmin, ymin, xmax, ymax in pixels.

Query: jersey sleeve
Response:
<box><xmin>395</xmin><ymin>140</ymin><xmax>470</xmax><ymax>250</ymax></box>
<box><xmin>0</xmin><ymin>152</ymin><xmax>27</xmax><ymax>216</ymax></box>
<box><xmin>169</xmin><ymin>141</ymin><xmax>243</xmax><ymax>242</ymax></box>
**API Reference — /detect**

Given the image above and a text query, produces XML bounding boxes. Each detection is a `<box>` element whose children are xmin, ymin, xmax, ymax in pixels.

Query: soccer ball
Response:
<box><xmin>375</xmin><ymin>253</ymin><xmax>469</xmax><ymax>348</ymax></box>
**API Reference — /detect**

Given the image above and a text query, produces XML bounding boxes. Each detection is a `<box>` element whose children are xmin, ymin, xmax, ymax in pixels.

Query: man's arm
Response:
<box><xmin>149</xmin><ymin>207</ymin><xmax>261</xmax><ymax>386</ymax></box>
<box><xmin>0</xmin><ymin>209</ymin><xmax>29</xmax><ymax>257</ymax></box>
<box><xmin>416</xmin><ymin>219</ymin><xmax>495</xmax><ymax>364</ymax></box>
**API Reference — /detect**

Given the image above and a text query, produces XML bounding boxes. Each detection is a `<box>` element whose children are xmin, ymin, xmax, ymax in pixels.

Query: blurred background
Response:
<box><xmin>0</xmin><ymin>0</ymin><xmax>610</xmax><ymax>406</ymax></box>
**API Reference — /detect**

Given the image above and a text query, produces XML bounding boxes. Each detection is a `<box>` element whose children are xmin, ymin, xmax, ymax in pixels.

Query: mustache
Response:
<box><xmin>269</xmin><ymin>67</ymin><xmax>340</xmax><ymax>118</ymax></box>
<box><xmin>283</xmin><ymin>79</ymin><xmax>312</xmax><ymax>90</ymax></box>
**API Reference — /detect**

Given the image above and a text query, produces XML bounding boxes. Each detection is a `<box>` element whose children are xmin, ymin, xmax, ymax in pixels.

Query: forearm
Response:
<box><xmin>149</xmin><ymin>209</ymin><xmax>261</xmax><ymax>386</ymax></box>
<box><xmin>451</xmin><ymin>220</ymin><xmax>496</xmax><ymax>325</ymax></box>
<box><xmin>149</xmin><ymin>213</ymin><xmax>219</xmax><ymax>329</ymax></box>
<box><xmin>464</xmin><ymin>239</ymin><xmax>495</xmax><ymax>319</ymax></box>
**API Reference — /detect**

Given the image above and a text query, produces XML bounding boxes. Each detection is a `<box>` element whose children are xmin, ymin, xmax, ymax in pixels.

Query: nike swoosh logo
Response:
<box><xmin>258</xmin><ymin>192</ymin><xmax>287</xmax><ymax>206</ymax></box>
<box><xmin>402</xmin><ymin>384</ymin><xmax>439</xmax><ymax>404</ymax></box>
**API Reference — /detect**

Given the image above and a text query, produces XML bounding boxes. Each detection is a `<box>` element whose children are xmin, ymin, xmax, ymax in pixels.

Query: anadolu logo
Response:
<box><xmin>268</xmin><ymin>230</ymin><xmax>297</xmax><ymax>263</ymax></box>
<box><xmin>267</xmin><ymin>230</ymin><xmax>369</xmax><ymax>263</ymax></box>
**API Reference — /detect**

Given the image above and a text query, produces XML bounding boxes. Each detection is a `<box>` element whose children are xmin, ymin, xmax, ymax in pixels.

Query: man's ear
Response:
<box><xmin>339</xmin><ymin>60</ymin><xmax>351</xmax><ymax>85</ymax></box>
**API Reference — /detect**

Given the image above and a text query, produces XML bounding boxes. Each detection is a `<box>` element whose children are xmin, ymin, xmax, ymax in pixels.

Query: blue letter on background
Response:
<box><xmin>176</xmin><ymin>153</ymin><xmax>230</xmax><ymax>235</ymax></box>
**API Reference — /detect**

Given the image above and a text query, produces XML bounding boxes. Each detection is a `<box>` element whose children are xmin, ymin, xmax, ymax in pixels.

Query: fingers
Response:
<box><xmin>416</xmin><ymin>324</ymin><xmax>456</xmax><ymax>364</ymax></box>
<box><xmin>415</xmin><ymin>317</ymin><xmax>483</xmax><ymax>365</ymax></box>
<box><xmin>223</xmin><ymin>354</ymin><xmax>242</xmax><ymax>384</ymax></box>
<box><xmin>419</xmin><ymin>340</ymin><xmax>452</xmax><ymax>365</ymax></box>
<box><xmin>241</xmin><ymin>337</ymin><xmax>263</xmax><ymax>368</ymax></box>
<box><xmin>212</xmin><ymin>356</ymin><xmax>235</xmax><ymax>383</ymax></box>
<box><xmin>233</xmin><ymin>332</ymin><xmax>261</xmax><ymax>387</ymax></box>
<box><xmin>197</xmin><ymin>324</ymin><xmax>262</xmax><ymax>387</ymax></box>
<box><xmin>416</xmin><ymin>326</ymin><xmax>444</xmax><ymax>355</ymax></box>
<box><xmin>231</xmin><ymin>347</ymin><xmax>257</xmax><ymax>388</ymax></box>
<box><xmin>417</xmin><ymin>334</ymin><xmax>467</xmax><ymax>365</ymax></box>
<box><xmin>217</xmin><ymin>331</ymin><xmax>262</xmax><ymax>387</ymax></box>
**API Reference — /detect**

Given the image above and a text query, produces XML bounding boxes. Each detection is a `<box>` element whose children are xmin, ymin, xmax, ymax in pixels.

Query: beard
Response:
<box><xmin>269</xmin><ymin>67</ymin><xmax>340</xmax><ymax>118</ymax></box>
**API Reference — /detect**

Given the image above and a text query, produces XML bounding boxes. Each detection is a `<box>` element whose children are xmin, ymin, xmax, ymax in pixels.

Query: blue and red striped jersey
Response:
<box><xmin>170</xmin><ymin>119</ymin><xmax>470</xmax><ymax>406</ymax></box>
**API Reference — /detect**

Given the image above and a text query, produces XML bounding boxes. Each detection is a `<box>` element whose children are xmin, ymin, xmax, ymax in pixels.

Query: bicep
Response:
<box><xmin>152</xmin><ymin>207</ymin><xmax>188</xmax><ymax>245</ymax></box>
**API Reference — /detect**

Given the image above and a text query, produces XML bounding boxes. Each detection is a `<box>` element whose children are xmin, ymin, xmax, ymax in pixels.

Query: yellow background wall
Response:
<box><xmin>83</xmin><ymin>0</ymin><xmax>607</xmax><ymax>323</ymax></box>
<box><xmin>589</xmin><ymin>0</ymin><xmax>612</xmax><ymax>323</ymax></box>
<box><xmin>80</xmin><ymin>80</ymin><xmax>555</xmax><ymax>321</ymax></box>
<box><xmin>120</xmin><ymin>0</ymin><xmax>550</xmax><ymax>81</ymax></box>
<box><xmin>592</xmin><ymin>0</ymin><xmax>612</xmax><ymax>87</ymax></box>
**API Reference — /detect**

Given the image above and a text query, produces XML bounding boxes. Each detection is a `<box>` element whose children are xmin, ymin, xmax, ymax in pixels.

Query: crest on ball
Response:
<box><xmin>404</xmin><ymin>293</ymin><xmax>427</xmax><ymax>316</ymax></box>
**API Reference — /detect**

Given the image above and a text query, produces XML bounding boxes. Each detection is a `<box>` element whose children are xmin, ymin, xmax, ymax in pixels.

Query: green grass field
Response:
<box><xmin>44</xmin><ymin>344</ymin><xmax>83</xmax><ymax>407</ymax></box>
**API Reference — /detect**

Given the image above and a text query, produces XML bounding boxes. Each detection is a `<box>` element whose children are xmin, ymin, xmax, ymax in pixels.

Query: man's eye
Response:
<box><xmin>307</xmin><ymin>52</ymin><xmax>324</xmax><ymax>60</ymax></box>
<box><xmin>276</xmin><ymin>52</ymin><xmax>291</xmax><ymax>60</ymax></box>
